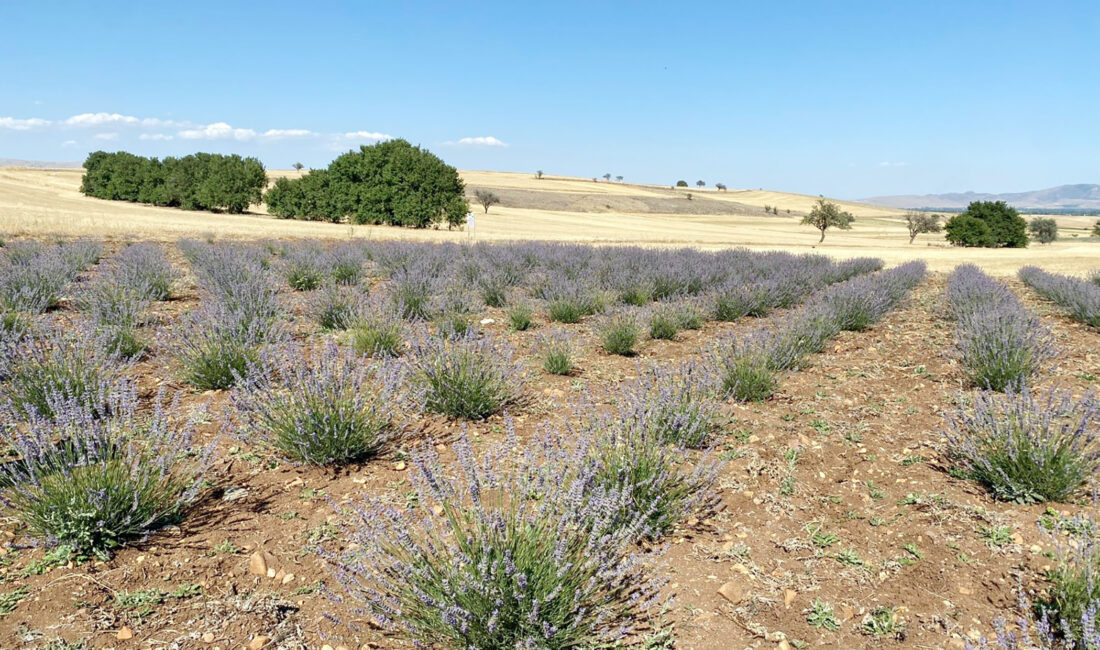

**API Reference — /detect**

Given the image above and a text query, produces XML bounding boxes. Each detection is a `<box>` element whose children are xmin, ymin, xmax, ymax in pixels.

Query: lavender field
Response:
<box><xmin>0</xmin><ymin>237</ymin><xmax>1097</xmax><ymax>649</ymax></box>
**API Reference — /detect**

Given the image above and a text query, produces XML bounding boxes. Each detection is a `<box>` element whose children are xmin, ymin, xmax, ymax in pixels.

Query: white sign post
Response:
<box><xmin>465</xmin><ymin>212</ymin><xmax>475</xmax><ymax>242</ymax></box>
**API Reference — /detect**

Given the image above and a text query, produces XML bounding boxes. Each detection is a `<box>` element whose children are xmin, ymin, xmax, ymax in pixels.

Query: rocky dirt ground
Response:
<box><xmin>0</xmin><ymin>247</ymin><xmax>1096</xmax><ymax>650</ymax></box>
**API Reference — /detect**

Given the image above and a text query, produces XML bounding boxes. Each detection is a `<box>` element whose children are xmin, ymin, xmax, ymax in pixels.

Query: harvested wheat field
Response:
<box><xmin>0</xmin><ymin>230</ymin><xmax>1098</xmax><ymax>650</ymax></box>
<box><xmin>2</xmin><ymin>167</ymin><xmax>1097</xmax><ymax>275</ymax></box>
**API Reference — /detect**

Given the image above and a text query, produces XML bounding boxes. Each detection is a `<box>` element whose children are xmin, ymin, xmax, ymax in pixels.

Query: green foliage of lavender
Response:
<box><xmin>410</xmin><ymin>332</ymin><xmax>526</xmax><ymax>419</ymax></box>
<box><xmin>0</xmin><ymin>387</ymin><xmax>213</xmax><ymax>557</ymax></box>
<box><xmin>948</xmin><ymin>265</ymin><xmax>1054</xmax><ymax>391</ymax></box>
<box><xmin>231</xmin><ymin>343</ymin><xmax>404</xmax><ymax>465</ymax></box>
<box><xmin>325</xmin><ymin>432</ymin><xmax>666</xmax><ymax>648</ymax></box>
<box><xmin>945</xmin><ymin>388</ymin><xmax>1099</xmax><ymax>503</ymax></box>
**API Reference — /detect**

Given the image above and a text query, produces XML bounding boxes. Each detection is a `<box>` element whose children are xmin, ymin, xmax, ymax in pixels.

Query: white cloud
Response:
<box><xmin>178</xmin><ymin>122</ymin><xmax>257</xmax><ymax>141</ymax></box>
<box><xmin>66</xmin><ymin>112</ymin><xmax>139</xmax><ymax>126</ymax></box>
<box><xmin>344</xmin><ymin>130</ymin><xmax>392</xmax><ymax>141</ymax></box>
<box><xmin>454</xmin><ymin>136</ymin><xmax>508</xmax><ymax>147</ymax></box>
<box><xmin>61</xmin><ymin>140</ymin><xmax>77</xmax><ymax>147</ymax></box>
<box><xmin>64</xmin><ymin>112</ymin><xmax>183</xmax><ymax>128</ymax></box>
<box><xmin>93</xmin><ymin>132</ymin><xmax>119</xmax><ymax>141</ymax></box>
<box><xmin>261</xmin><ymin>128</ymin><xmax>313</xmax><ymax>139</ymax></box>
<box><xmin>139</xmin><ymin>133</ymin><xmax>174</xmax><ymax>141</ymax></box>
<box><xmin>0</xmin><ymin>117</ymin><xmax>51</xmax><ymax>130</ymax></box>
<box><xmin>877</xmin><ymin>161</ymin><xmax>907</xmax><ymax>168</ymax></box>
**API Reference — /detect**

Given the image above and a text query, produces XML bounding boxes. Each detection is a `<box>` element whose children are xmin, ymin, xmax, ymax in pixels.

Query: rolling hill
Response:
<box><xmin>864</xmin><ymin>184</ymin><xmax>1100</xmax><ymax>210</ymax></box>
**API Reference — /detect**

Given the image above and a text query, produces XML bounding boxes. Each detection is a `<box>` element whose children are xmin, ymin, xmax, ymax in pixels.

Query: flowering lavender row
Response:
<box><xmin>714</xmin><ymin>261</ymin><xmax>926</xmax><ymax>401</ymax></box>
<box><xmin>0</xmin><ymin>239</ymin><xmax>102</xmax><ymax>316</ymax></box>
<box><xmin>947</xmin><ymin>264</ymin><xmax>1054</xmax><ymax>391</ymax></box>
<box><xmin>1019</xmin><ymin>266</ymin><xmax>1100</xmax><ymax>328</ymax></box>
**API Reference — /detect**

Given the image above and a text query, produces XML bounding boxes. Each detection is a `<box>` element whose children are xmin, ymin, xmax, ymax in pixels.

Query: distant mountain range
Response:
<box><xmin>0</xmin><ymin>158</ymin><xmax>82</xmax><ymax>169</ymax></box>
<box><xmin>864</xmin><ymin>184</ymin><xmax>1100</xmax><ymax>210</ymax></box>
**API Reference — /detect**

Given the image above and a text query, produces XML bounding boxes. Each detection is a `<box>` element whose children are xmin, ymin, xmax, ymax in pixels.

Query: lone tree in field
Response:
<box><xmin>905</xmin><ymin>211</ymin><xmax>942</xmax><ymax>244</ymax></box>
<box><xmin>615</xmin><ymin>175</ymin><xmax>623</xmax><ymax>183</ymax></box>
<box><xmin>474</xmin><ymin>189</ymin><xmax>500</xmax><ymax>214</ymax></box>
<box><xmin>292</xmin><ymin>162</ymin><xmax>304</xmax><ymax>171</ymax></box>
<box><xmin>1028</xmin><ymin>217</ymin><xmax>1058</xmax><ymax>244</ymax></box>
<box><xmin>944</xmin><ymin>200</ymin><xmax>1028</xmax><ymax>248</ymax></box>
<box><xmin>675</xmin><ymin>180</ymin><xmax>688</xmax><ymax>187</ymax></box>
<box><xmin>802</xmin><ymin>199</ymin><xmax>854</xmax><ymax>242</ymax></box>
<box><xmin>1093</xmin><ymin>220</ymin><xmax>1100</xmax><ymax>237</ymax></box>
<box><xmin>535</xmin><ymin>170</ymin><xmax>543</xmax><ymax>179</ymax></box>
<box><xmin>696</xmin><ymin>180</ymin><xmax>705</xmax><ymax>188</ymax></box>
<box><xmin>603</xmin><ymin>173</ymin><xmax>612</xmax><ymax>182</ymax></box>
<box><xmin>715</xmin><ymin>183</ymin><xmax>727</xmax><ymax>191</ymax></box>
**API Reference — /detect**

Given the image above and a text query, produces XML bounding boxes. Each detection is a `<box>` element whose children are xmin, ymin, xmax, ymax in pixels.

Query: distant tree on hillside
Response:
<box><xmin>715</xmin><ymin>183</ymin><xmax>727</xmax><ymax>191</ymax></box>
<box><xmin>535</xmin><ymin>170</ymin><xmax>543</xmax><ymax>179</ymax></box>
<box><xmin>474</xmin><ymin>189</ymin><xmax>501</xmax><ymax>214</ymax></box>
<box><xmin>615</xmin><ymin>175</ymin><xmax>623</xmax><ymax>183</ymax></box>
<box><xmin>1093</xmin><ymin>220</ymin><xmax>1100</xmax><ymax>237</ymax></box>
<box><xmin>676</xmin><ymin>180</ymin><xmax>688</xmax><ymax>187</ymax></box>
<box><xmin>293</xmin><ymin>162</ymin><xmax>304</xmax><ymax>171</ymax></box>
<box><xmin>1028</xmin><ymin>217</ymin><xmax>1058</xmax><ymax>244</ymax></box>
<box><xmin>905</xmin><ymin>211</ymin><xmax>942</xmax><ymax>244</ymax></box>
<box><xmin>696</xmin><ymin>180</ymin><xmax>705</xmax><ymax>188</ymax></box>
<box><xmin>801</xmin><ymin>199</ymin><xmax>854</xmax><ymax>242</ymax></box>
<box><xmin>603</xmin><ymin>173</ymin><xmax>612</xmax><ymax>181</ymax></box>
<box><xmin>685</xmin><ymin>193</ymin><xmax>693</xmax><ymax>201</ymax></box>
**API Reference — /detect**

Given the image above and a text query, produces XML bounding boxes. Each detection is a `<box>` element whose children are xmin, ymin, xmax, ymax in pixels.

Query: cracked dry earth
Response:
<box><xmin>0</xmin><ymin>251</ymin><xmax>1097</xmax><ymax>650</ymax></box>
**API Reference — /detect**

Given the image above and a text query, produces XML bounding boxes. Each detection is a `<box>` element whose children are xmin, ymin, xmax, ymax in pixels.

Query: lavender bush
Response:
<box><xmin>76</xmin><ymin>278</ymin><xmax>150</xmax><ymax>358</ymax></box>
<box><xmin>948</xmin><ymin>265</ymin><xmax>1054</xmax><ymax>391</ymax></box>
<box><xmin>617</xmin><ymin>362</ymin><xmax>719</xmax><ymax>449</ymax></box>
<box><xmin>647</xmin><ymin>305</ymin><xmax>680</xmax><ymax>340</ymax></box>
<box><xmin>581</xmin><ymin>412</ymin><xmax>721</xmax><ymax>537</ymax></box>
<box><xmin>349</xmin><ymin>297</ymin><xmax>404</xmax><ymax>357</ymax></box>
<box><xmin>945</xmin><ymin>388</ymin><xmax>1100</xmax><ymax>503</ymax></box>
<box><xmin>231</xmin><ymin>343</ymin><xmax>403</xmax><ymax>465</ymax></box>
<box><xmin>112</xmin><ymin>243</ymin><xmax>178</xmax><ymax>300</ymax></box>
<box><xmin>326</xmin><ymin>243</ymin><xmax>366</xmax><ymax>285</ymax></box>
<box><xmin>0</xmin><ymin>244</ymin><xmax>73</xmax><ymax>314</ymax></box>
<box><xmin>308</xmin><ymin>285</ymin><xmax>360</xmax><ymax>331</ymax></box>
<box><xmin>0</xmin><ymin>387</ymin><xmax>213</xmax><ymax>557</ymax></box>
<box><xmin>2</xmin><ymin>325</ymin><xmax>127</xmax><ymax>420</ymax></box>
<box><xmin>536</xmin><ymin>328</ymin><xmax>575</xmax><ymax>375</ymax></box>
<box><xmin>507</xmin><ymin>302</ymin><xmax>534</xmax><ymax>331</ymax></box>
<box><xmin>325</xmin><ymin>432</ymin><xmax>665</xmax><ymax>648</ymax></box>
<box><xmin>176</xmin><ymin>302</ymin><xmax>277</xmax><ymax>390</ymax></box>
<box><xmin>186</xmin><ymin>241</ymin><xmax>281</xmax><ymax>331</ymax></box>
<box><xmin>1020</xmin><ymin>266</ymin><xmax>1100</xmax><ymax>328</ymax></box>
<box><xmin>599</xmin><ymin>312</ymin><xmax>640</xmax><ymax>356</ymax></box>
<box><xmin>409</xmin><ymin>332</ymin><xmax>526</xmax><ymax>419</ymax></box>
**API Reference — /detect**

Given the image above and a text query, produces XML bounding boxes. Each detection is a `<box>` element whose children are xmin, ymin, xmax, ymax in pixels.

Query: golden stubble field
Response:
<box><xmin>1</xmin><ymin>167</ymin><xmax>1097</xmax><ymax>276</ymax></box>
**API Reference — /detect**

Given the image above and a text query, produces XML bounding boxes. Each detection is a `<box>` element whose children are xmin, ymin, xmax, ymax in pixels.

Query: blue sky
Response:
<box><xmin>2</xmin><ymin>2</ymin><xmax>1097</xmax><ymax>197</ymax></box>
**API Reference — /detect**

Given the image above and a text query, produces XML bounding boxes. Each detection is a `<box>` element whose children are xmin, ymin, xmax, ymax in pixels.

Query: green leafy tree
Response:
<box><xmin>1093</xmin><ymin>220</ymin><xmax>1100</xmax><ymax>237</ymax></box>
<box><xmin>535</xmin><ymin>170</ymin><xmax>543</xmax><ymax>179</ymax></box>
<box><xmin>263</xmin><ymin>139</ymin><xmax>468</xmax><ymax>228</ymax></box>
<box><xmin>715</xmin><ymin>183</ymin><xmax>727</xmax><ymax>191</ymax></box>
<box><xmin>292</xmin><ymin>162</ymin><xmax>304</xmax><ymax>171</ymax></box>
<box><xmin>944</xmin><ymin>201</ymin><xmax>1028</xmax><ymax>248</ymax></box>
<box><xmin>905</xmin><ymin>211</ymin><xmax>942</xmax><ymax>244</ymax></box>
<box><xmin>603</xmin><ymin>173</ymin><xmax>612</xmax><ymax>181</ymax></box>
<box><xmin>1028</xmin><ymin>217</ymin><xmax>1058</xmax><ymax>244</ymax></box>
<box><xmin>696</xmin><ymin>180</ymin><xmax>705</xmax><ymax>188</ymax></box>
<box><xmin>675</xmin><ymin>180</ymin><xmax>688</xmax><ymax>187</ymax></box>
<box><xmin>944</xmin><ymin>214</ymin><xmax>995</xmax><ymax>247</ymax></box>
<box><xmin>801</xmin><ymin>199</ymin><xmax>854</xmax><ymax>242</ymax></box>
<box><xmin>80</xmin><ymin>151</ymin><xmax>265</xmax><ymax>213</ymax></box>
